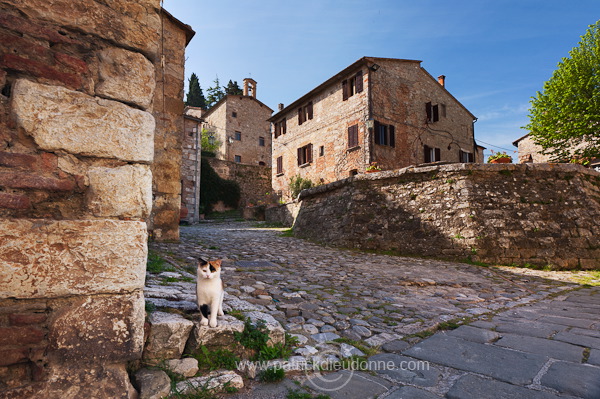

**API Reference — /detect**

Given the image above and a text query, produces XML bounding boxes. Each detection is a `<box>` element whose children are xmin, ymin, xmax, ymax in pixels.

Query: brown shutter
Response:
<box><xmin>426</xmin><ymin>102</ymin><xmax>432</xmax><ymax>122</ymax></box>
<box><xmin>298</xmin><ymin>107</ymin><xmax>303</xmax><ymax>125</ymax></box>
<box><xmin>355</xmin><ymin>70</ymin><xmax>363</xmax><ymax>93</ymax></box>
<box><xmin>342</xmin><ymin>80</ymin><xmax>348</xmax><ymax>101</ymax></box>
<box><xmin>297</xmin><ymin>147</ymin><xmax>302</xmax><ymax>165</ymax></box>
<box><xmin>374</xmin><ymin>121</ymin><xmax>381</xmax><ymax>145</ymax></box>
<box><xmin>307</xmin><ymin>144</ymin><xmax>313</xmax><ymax>163</ymax></box>
<box><xmin>468</xmin><ymin>152</ymin><xmax>474</xmax><ymax>163</ymax></box>
<box><xmin>282</xmin><ymin>118</ymin><xmax>286</xmax><ymax>134</ymax></box>
<box><xmin>424</xmin><ymin>145</ymin><xmax>431</xmax><ymax>163</ymax></box>
<box><xmin>277</xmin><ymin>156</ymin><xmax>282</xmax><ymax>174</ymax></box>
<box><xmin>459</xmin><ymin>149</ymin><xmax>464</xmax><ymax>162</ymax></box>
<box><xmin>435</xmin><ymin>148</ymin><xmax>441</xmax><ymax>162</ymax></box>
<box><xmin>433</xmin><ymin>104</ymin><xmax>439</xmax><ymax>122</ymax></box>
<box><xmin>389</xmin><ymin>125</ymin><xmax>395</xmax><ymax>148</ymax></box>
<box><xmin>307</xmin><ymin>102</ymin><xmax>313</xmax><ymax>120</ymax></box>
<box><xmin>347</xmin><ymin>126</ymin><xmax>353</xmax><ymax>148</ymax></box>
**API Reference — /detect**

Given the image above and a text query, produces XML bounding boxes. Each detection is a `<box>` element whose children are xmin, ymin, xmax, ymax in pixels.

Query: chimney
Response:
<box><xmin>243</xmin><ymin>78</ymin><xmax>257</xmax><ymax>99</ymax></box>
<box><xmin>278</xmin><ymin>103</ymin><xmax>284</xmax><ymax>111</ymax></box>
<box><xmin>438</xmin><ymin>75</ymin><xmax>446</xmax><ymax>88</ymax></box>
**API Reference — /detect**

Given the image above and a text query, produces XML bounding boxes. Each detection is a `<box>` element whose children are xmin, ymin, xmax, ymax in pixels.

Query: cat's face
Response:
<box><xmin>197</xmin><ymin>258</ymin><xmax>222</xmax><ymax>280</ymax></box>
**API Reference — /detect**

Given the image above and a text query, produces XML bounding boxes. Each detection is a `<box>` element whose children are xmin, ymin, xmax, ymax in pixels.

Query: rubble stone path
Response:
<box><xmin>148</xmin><ymin>221</ymin><xmax>600</xmax><ymax>398</ymax></box>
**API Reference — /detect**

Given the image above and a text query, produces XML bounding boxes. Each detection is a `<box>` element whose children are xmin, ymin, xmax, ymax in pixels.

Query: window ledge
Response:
<box><xmin>299</xmin><ymin>162</ymin><xmax>311</xmax><ymax>168</ymax></box>
<box><xmin>276</xmin><ymin>172</ymin><xmax>284</xmax><ymax>177</ymax></box>
<box><xmin>347</xmin><ymin>145</ymin><xmax>361</xmax><ymax>152</ymax></box>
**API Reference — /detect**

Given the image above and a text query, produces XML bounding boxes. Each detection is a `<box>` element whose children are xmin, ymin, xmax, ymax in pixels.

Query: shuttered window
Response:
<box><xmin>424</xmin><ymin>145</ymin><xmax>441</xmax><ymax>163</ymax></box>
<box><xmin>276</xmin><ymin>156</ymin><xmax>283</xmax><ymax>174</ymax></box>
<box><xmin>459</xmin><ymin>150</ymin><xmax>474</xmax><ymax>163</ymax></box>
<box><xmin>297</xmin><ymin>144</ymin><xmax>313</xmax><ymax>166</ymax></box>
<box><xmin>342</xmin><ymin>69</ymin><xmax>363</xmax><ymax>101</ymax></box>
<box><xmin>342</xmin><ymin>80</ymin><xmax>349</xmax><ymax>101</ymax></box>
<box><xmin>426</xmin><ymin>102</ymin><xmax>442</xmax><ymax>122</ymax></box>
<box><xmin>355</xmin><ymin>70</ymin><xmax>363</xmax><ymax>93</ymax></box>
<box><xmin>373</xmin><ymin>120</ymin><xmax>395</xmax><ymax>147</ymax></box>
<box><xmin>298</xmin><ymin>107</ymin><xmax>304</xmax><ymax>125</ymax></box>
<box><xmin>306</xmin><ymin>102</ymin><xmax>313</xmax><ymax>120</ymax></box>
<box><xmin>348</xmin><ymin>124</ymin><xmax>359</xmax><ymax>148</ymax></box>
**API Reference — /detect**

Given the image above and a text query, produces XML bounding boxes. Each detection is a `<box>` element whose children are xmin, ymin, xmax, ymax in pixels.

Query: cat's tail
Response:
<box><xmin>200</xmin><ymin>304</ymin><xmax>210</xmax><ymax>319</ymax></box>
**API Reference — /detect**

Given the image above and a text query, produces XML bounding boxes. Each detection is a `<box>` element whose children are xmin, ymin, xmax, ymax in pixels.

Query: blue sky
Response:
<box><xmin>164</xmin><ymin>0</ymin><xmax>600</xmax><ymax>159</ymax></box>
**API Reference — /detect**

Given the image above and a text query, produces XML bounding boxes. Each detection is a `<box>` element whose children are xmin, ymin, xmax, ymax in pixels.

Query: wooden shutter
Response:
<box><xmin>298</xmin><ymin>107</ymin><xmax>303</xmax><ymax>125</ymax></box>
<box><xmin>348</xmin><ymin>125</ymin><xmax>358</xmax><ymax>148</ymax></box>
<box><xmin>277</xmin><ymin>156</ymin><xmax>283</xmax><ymax>174</ymax></box>
<box><xmin>282</xmin><ymin>118</ymin><xmax>286</xmax><ymax>134</ymax></box>
<box><xmin>435</xmin><ymin>148</ymin><xmax>441</xmax><ymax>162</ymax></box>
<box><xmin>307</xmin><ymin>144</ymin><xmax>313</xmax><ymax>163</ymax></box>
<box><xmin>307</xmin><ymin>102</ymin><xmax>313</xmax><ymax>120</ymax></box>
<box><xmin>342</xmin><ymin>80</ymin><xmax>349</xmax><ymax>101</ymax></box>
<box><xmin>433</xmin><ymin>104</ymin><xmax>439</xmax><ymax>122</ymax></box>
<box><xmin>459</xmin><ymin>149</ymin><xmax>464</xmax><ymax>162</ymax></box>
<box><xmin>355</xmin><ymin>70</ymin><xmax>363</xmax><ymax>93</ymax></box>
<box><xmin>389</xmin><ymin>125</ymin><xmax>395</xmax><ymax>148</ymax></box>
<box><xmin>424</xmin><ymin>145</ymin><xmax>431</xmax><ymax>163</ymax></box>
<box><xmin>468</xmin><ymin>152</ymin><xmax>474</xmax><ymax>163</ymax></box>
<box><xmin>426</xmin><ymin>102</ymin><xmax>432</xmax><ymax>122</ymax></box>
<box><xmin>374</xmin><ymin>121</ymin><xmax>381</xmax><ymax>145</ymax></box>
<box><xmin>297</xmin><ymin>147</ymin><xmax>303</xmax><ymax>165</ymax></box>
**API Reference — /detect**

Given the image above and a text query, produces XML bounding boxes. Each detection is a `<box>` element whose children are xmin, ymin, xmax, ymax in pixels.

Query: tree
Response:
<box><xmin>206</xmin><ymin>76</ymin><xmax>226</xmax><ymax>108</ymax></box>
<box><xmin>224</xmin><ymin>80</ymin><xmax>243</xmax><ymax>95</ymax></box>
<box><xmin>200</xmin><ymin>128</ymin><xmax>221</xmax><ymax>154</ymax></box>
<box><xmin>524</xmin><ymin>20</ymin><xmax>600</xmax><ymax>162</ymax></box>
<box><xmin>185</xmin><ymin>73</ymin><xmax>207</xmax><ymax>109</ymax></box>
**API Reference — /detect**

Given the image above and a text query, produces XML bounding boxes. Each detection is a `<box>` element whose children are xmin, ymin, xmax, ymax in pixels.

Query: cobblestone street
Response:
<box><xmin>147</xmin><ymin>221</ymin><xmax>600</xmax><ymax>398</ymax></box>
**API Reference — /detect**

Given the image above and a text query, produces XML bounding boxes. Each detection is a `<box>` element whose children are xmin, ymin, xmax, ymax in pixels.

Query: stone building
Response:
<box><xmin>269</xmin><ymin>57</ymin><xmax>478</xmax><ymax>199</ymax></box>
<box><xmin>202</xmin><ymin>78</ymin><xmax>273</xmax><ymax>166</ymax></box>
<box><xmin>0</xmin><ymin>0</ymin><xmax>190</xmax><ymax>396</ymax></box>
<box><xmin>513</xmin><ymin>133</ymin><xmax>600</xmax><ymax>170</ymax></box>
<box><xmin>181</xmin><ymin>110</ymin><xmax>203</xmax><ymax>223</ymax></box>
<box><xmin>148</xmin><ymin>10</ymin><xmax>194</xmax><ymax>241</ymax></box>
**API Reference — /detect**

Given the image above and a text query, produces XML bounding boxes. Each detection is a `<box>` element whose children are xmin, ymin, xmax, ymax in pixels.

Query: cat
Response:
<box><xmin>196</xmin><ymin>258</ymin><xmax>225</xmax><ymax>327</ymax></box>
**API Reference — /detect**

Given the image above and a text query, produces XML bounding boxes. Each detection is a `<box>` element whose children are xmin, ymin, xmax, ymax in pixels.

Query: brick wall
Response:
<box><xmin>268</xmin><ymin>164</ymin><xmax>600</xmax><ymax>270</ymax></box>
<box><xmin>0</xmin><ymin>0</ymin><xmax>165</xmax><ymax>396</ymax></box>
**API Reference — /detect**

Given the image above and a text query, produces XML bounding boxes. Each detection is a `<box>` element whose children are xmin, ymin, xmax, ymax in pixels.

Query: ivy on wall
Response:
<box><xmin>200</xmin><ymin>157</ymin><xmax>241</xmax><ymax>213</ymax></box>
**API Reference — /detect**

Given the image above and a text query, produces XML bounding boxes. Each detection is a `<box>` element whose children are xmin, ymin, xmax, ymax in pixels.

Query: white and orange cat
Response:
<box><xmin>196</xmin><ymin>258</ymin><xmax>225</xmax><ymax>327</ymax></box>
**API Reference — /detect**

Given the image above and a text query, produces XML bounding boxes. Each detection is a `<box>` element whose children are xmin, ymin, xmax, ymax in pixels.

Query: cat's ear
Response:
<box><xmin>211</xmin><ymin>259</ymin><xmax>222</xmax><ymax>268</ymax></box>
<box><xmin>197</xmin><ymin>257</ymin><xmax>208</xmax><ymax>266</ymax></box>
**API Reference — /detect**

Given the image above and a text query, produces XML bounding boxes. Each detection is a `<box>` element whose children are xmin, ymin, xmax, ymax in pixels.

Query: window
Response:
<box><xmin>234</xmin><ymin>155</ymin><xmax>241</xmax><ymax>163</ymax></box>
<box><xmin>232</xmin><ymin>112</ymin><xmax>237</xmax><ymax>118</ymax></box>
<box><xmin>259</xmin><ymin>161</ymin><xmax>266</xmax><ymax>166</ymax></box>
<box><xmin>319</xmin><ymin>146</ymin><xmax>324</xmax><ymax>156</ymax></box>
<box><xmin>348</xmin><ymin>124</ymin><xmax>359</xmax><ymax>148</ymax></box>
<box><xmin>298</xmin><ymin>102</ymin><xmax>313</xmax><ymax>125</ymax></box>
<box><xmin>274</xmin><ymin>118</ymin><xmax>287</xmax><ymax>138</ymax></box>
<box><xmin>373</xmin><ymin>121</ymin><xmax>395</xmax><ymax>147</ymax></box>
<box><xmin>459</xmin><ymin>149</ymin><xmax>474</xmax><ymax>163</ymax></box>
<box><xmin>424</xmin><ymin>145</ymin><xmax>441</xmax><ymax>163</ymax></box>
<box><xmin>297</xmin><ymin>144</ymin><xmax>313</xmax><ymax>166</ymax></box>
<box><xmin>234</xmin><ymin>131</ymin><xmax>241</xmax><ymax>141</ymax></box>
<box><xmin>342</xmin><ymin>70</ymin><xmax>364</xmax><ymax>101</ymax></box>
<box><xmin>276</xmin><ymin>156</ymin><xmax>283</xmax><ymax>174</ymax></box>
<box><xmin>426</xmin><ymin>102</ymin><xmax>445</xmax><ymax>123</ymax></box>
<box><xmin>259</xmin><ymin>136</ymin><xmax>265</xmax><ymax>147</ymax></box>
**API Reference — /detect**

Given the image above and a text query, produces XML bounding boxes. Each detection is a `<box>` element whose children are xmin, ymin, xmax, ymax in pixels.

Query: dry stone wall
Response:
<box><xmin>270</xmin><ymin>164</ymin><xmax>600</xmax><ymax>270</ymax></box>
<box><xmin>0</xmin><ymin>0</ymin><xmax>163</xmax><ymax>396</ymax></box>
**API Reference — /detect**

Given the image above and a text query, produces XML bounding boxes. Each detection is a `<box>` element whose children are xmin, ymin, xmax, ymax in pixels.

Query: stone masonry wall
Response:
<box><xmin>148</xmin><ymin>12</ymin><xmax>192</xmax><ymax>241</ymax></box>
<box><xmin>271</xmin><ymin>163</ymin><xmax>600</xmax><ymax>270</ymax></box>
<box><xmin>0</xmin><ymin>0</ymin><xmax>160</xmax><ymax>396</ymax></box>
<box><xmin>207</xmin><ymin>157</ymin><xmax>272</xmax><ymax>209</ymax></box>
<box><xmin>181</xmin><ymin>115</ymin><xmax>202</xmax><ymax>223</ymax></box>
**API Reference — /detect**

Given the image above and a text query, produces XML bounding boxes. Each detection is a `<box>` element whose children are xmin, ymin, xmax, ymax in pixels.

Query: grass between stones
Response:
<box><xmin>286</xmin><ymin>390</ymin><xmax>331</xmax><ymax>399</ymax></box>
<box><xmin>147</xmin><ymin>250</ymin><xmax>176</xmax><ymax>273</ymax></box>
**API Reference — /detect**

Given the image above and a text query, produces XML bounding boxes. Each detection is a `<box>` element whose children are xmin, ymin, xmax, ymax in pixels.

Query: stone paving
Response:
<box><xmin>147</xmin><ymin>221</ymin><xmax>600</xmax><ymax>398</ymax></box>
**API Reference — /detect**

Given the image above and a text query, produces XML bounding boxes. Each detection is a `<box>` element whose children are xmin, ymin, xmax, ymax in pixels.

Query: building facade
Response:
<box><xmin>181</xmin><ymin>110</ymin><xmax>203</xmax><ymax>223</ymax></box>
<box><xmin>269</xmin><ymin>57</ymin><xmax>478</xmax><ymax>199</ymax></box>
<box><xmin>202</xmin><ymin>79</ymin><xmax>273</xmax><ymax>166</ymax></box>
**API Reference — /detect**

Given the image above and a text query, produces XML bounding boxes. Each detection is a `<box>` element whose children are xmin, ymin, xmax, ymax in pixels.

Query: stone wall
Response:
<box><xmin>148</xmin><ymin>11</ymin><xmax>193</xmax><ymax>241</ymax></box>
<box><xmin>206</xmin><ymin>158</ymin><xmax>273</xmax><ymax>208</ymax></box>
<box><xmin>0</xmin><ymin>0</ymin><xmax>165</xmax><ymax>396</ymax></box>
<box><xmin>181</xmin><ymin>115</ymin><xmax>202</xmax><ymax>223</ymax></box>
<box><xmin>268</xmin><ymin>164</ymin><xmax>600</xmax><ymax>270</ymax></box>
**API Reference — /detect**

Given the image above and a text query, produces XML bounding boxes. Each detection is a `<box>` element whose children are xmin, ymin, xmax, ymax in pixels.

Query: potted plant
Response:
<box><xmin>487</xmin><ymin>151</ymin><xmax>513</xmax><ymax>164</ymax></box>
<box><xmin>365</xmin><ymin>162</ymin><xmax>381</xmax><ymax>173</ymax></box>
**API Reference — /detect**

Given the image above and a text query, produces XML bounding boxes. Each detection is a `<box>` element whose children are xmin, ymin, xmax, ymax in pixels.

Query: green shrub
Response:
<box><xmin>260</xmin><ymin>366</ymin><xmax>285</xmax><ymax>382</ymax></box>
<box><xmin>200</xmin><ymin>157</ymin><xmax>241</xmax><ymax>213</ymax></box>
<box><xmin>289</xmin><ymin>175</ymin><xmax>314</xmax><ymax>198</ymax></box>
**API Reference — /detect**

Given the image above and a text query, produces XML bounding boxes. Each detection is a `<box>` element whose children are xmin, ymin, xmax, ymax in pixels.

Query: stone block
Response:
<box><xmin>143</xmin><ymin>311</ymin><xmax>194</xmax><ymax>364</ymax></box>
<box><xmin>185</xmin><ymin>315</ymin><xmax>245</xmax><ymax>353</ymax></box>
<box><xmin>494</xmin><ymin>334</ymin><xmax>584</xmax><ymax>362</ymax></box>
<box><xmin>0</xmin><ymin>192</ymin><xmax>30</xmax><ymax>209</ymax></box>
<box><xmin>87</xmin><ymin>164</ymin><xmax>152</xmax><ymax>218</ymax></box>
<box><xmin>540</xmin><ymin>361</ymin><xmax>600</xmax><ymax>398</ymax></box>
<box><xmin>96</xmin><ymin>47</ymin><xmax>155</xmax><ymax>110</ymax></box>
<box><xmin>48</xmin><ymin>292</ymin><xmax>144</xmax><ymax>363</ymax></box>
<box><xmin>134</xmin><ymin>368</ymin><xmax>172</xmax><ymax>399</ymax></box>
<box><xmin>175</xmin><ymin>370</ymin><xmax>243</xmax><ymax>394</ymax></box>
<box><xmin>447</xmin><ymin>374</ymin><xmax>562</xmax><ymax>399</ymax></box>
<box><xmin>3</xmin><ymin>0</ymin><xmax>161</xmax><ymax>58</ymax></box>
<box><xmin>0</xmin><ymin>218</ymin><xmax>147</xmax><ymax>299</ymax></box>
<box><xmin>12</xmin><ymin>79</ymin><xmax>155</xmax><ymax>163</ymax></box>
<box><xmin>245</xmin><ymin>311</ymin><xmax>286</xmax><ymax>346</ymax></box>
<box><xmin>165</xmin><ymin>358</ymin><xmax>199</xmax><ymax>378</ymax></box>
